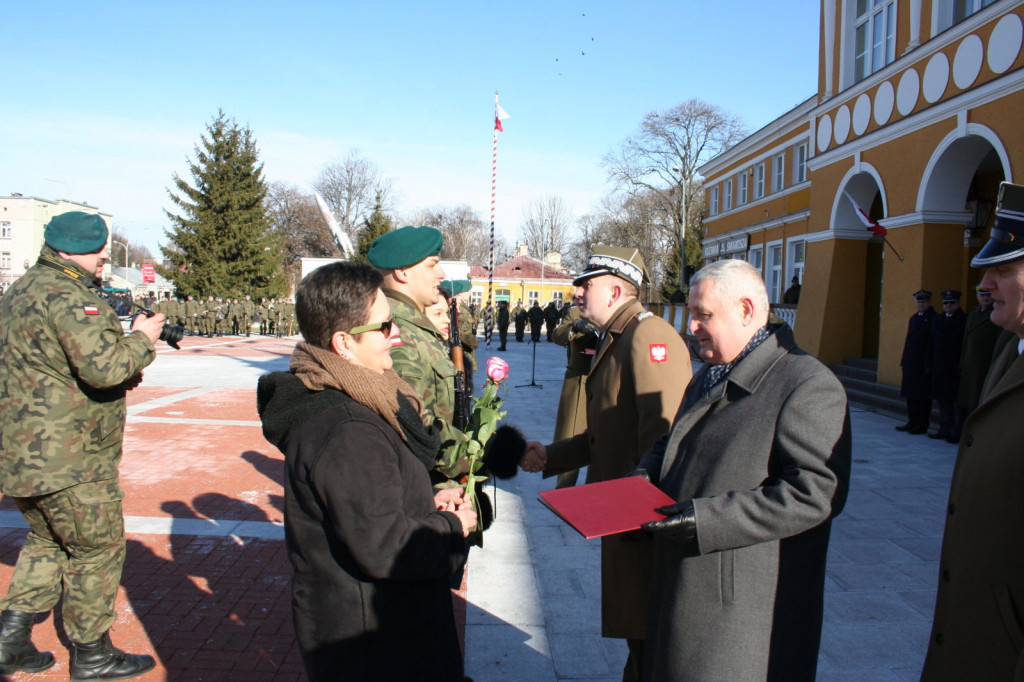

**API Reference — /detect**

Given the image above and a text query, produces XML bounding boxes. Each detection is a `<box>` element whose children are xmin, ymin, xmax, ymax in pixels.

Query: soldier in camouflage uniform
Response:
<box><xmin>368</xmin><ymin>227</ymin><xmax>471</xmax><ymax>488</ymax></box>
<box><xmin>442</xmin><ymin>280</ymin><xmax>479</xmax><ymax>394</ymax></box>
<box><xmin>241</xmin><ymin>295</ymin><xmax>256</xmax><ymax>337</ymax></box>
<box><xmin>0</xmin><ymin>213</ymin><xmax>161</xmax><ymax>680</ymax></box>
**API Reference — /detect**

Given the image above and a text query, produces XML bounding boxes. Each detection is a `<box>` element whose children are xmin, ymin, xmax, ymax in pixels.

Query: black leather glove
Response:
<box><xmin>571</xmin><ymin>318</ymin><xmax>599</xmax><ymax>336</ymax></box>
<box><xmin>642</xmin><ymin>500</ymin><xmax>698</xmax><ymax>555</ymax></box>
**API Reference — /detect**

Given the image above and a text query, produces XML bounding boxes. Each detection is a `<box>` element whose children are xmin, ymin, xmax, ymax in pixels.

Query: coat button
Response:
<box><xmin>948</xmin><ymin>503</ymin><xmax>955</xmax><ymax>515</ymax></box>
<box><xmin>965</xmin><ymin>435</ymin><xmax>973</xmax><ymax>446</ymax></box>
<box><xmin>942</xmin><ymin>569</ymin><xmax>951</xmax><ymax>582</ymax></box>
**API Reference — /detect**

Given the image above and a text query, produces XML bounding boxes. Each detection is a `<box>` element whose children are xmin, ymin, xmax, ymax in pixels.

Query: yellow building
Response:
<box><xmin>468</xmin><ymin>254</ymin><xmax>576</xmax><ymax>309</ymax></box>
<box><xmin>700</xmin><ymin>0</ymin><xmax>1023</xmax><ymax>386</ymax></box>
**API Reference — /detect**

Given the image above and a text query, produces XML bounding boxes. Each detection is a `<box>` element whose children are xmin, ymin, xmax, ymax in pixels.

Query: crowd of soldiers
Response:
<box><xmin>150</xmin><ymin>294</ymin><xmax>296</xmax><ymax>337</ymax></box>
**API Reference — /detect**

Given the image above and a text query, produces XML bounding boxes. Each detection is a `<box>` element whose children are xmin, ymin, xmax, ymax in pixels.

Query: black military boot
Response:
<box><xmin>70</xmin><ymin>632</ymin><xmax>155</xmax><ymax>681</ymax></box>
<box><xmin>0</xmin><ymin>609</ymin><xmax>55</xmax><ymax>674</ymax></box>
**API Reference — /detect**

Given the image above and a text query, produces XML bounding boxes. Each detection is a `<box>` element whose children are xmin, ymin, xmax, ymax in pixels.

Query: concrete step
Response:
<box><xmin>836</xmin><ymin>374</ymin><xmax>902</xmax><ymax>401</ymax></box>
<box><xmin>843</xmin><ymin>357</ymin><xmax>879</xmax><ymax>371</ymax></box>
<box><xmin>831</xmin><ymin>364</ymin><xmax>877</xmax><ymax>383</ymax></box>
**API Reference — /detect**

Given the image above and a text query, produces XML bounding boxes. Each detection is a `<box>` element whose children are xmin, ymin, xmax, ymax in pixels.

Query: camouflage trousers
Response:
<box><xmin>1</xmin><ymin>479</ymin><xmax>126</xmax><ymax>643</ymax></box>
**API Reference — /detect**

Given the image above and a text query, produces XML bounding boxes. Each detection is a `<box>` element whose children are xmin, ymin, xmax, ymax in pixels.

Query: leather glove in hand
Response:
<box><xmin>571</xmin><ymin>318</ymin><xmax>599</xmax><ymax>336</ymax></box>
<box><xmin>642</xmin><ymin>500</ymin><xmax>698</xmax><ymax>555</ymax></box>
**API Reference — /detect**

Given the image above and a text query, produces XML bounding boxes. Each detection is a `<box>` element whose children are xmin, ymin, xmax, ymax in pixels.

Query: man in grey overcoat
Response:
<box><xmin>637</xmin><ymin>259</ymin><xmax>852</xmax><ymax>681</ymax></box>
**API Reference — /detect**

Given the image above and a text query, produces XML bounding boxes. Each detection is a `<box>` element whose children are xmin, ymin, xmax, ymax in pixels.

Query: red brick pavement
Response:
<box><xmin>0</xmin><ymin>335</ymin><xmax>469</xmax><ymax>681</ymax></box>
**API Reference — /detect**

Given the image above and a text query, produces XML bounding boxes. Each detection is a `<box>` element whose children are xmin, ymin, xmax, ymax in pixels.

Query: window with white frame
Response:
<box><xmin>0</xmin><ymin>222</ymin><xmax>10</xmax><ymax>239</ymax></box>
<box><xmin>528</xmin><ymin>290</ymin><xmax>539</xmax><ymax>305</ymax></box>
<box><xmin>738</xmin><ymin>172</ymin><xmax>748</xmax><ymax>206</ymax></box>
<box><xmin>552</xmin><ymin>291</ymin><xmax>564</xmax><ymax>305</ymax></box>
<box><xmin>773</xmin><ymin>154</ymin><xmax>785</xmax><ymax>193</ymax></box>
<box><xmin>754</xmin><ymin>164</ymin><xmax>765</xmax><ymax>199</ymax></box>
<box><xmin>854</xmin><ymin>0</ymin><xmax>896</xmax><ymax>84</ymax></box>
<box><xmin>766</xmin><ymin>242</ymin><xmax>784</xmax><ymax>304</ymax></box>
<box><xmin>940</xmin><ymin>0</ymin><xmax>999</xmax><ymax>29</ymax></box>
<box><xmin>709</xmin><ymin>186</ymin><xmax>719</xmax><ymax>216</ymax></box>
<box><xmin>794</xmin><ymin>143</ymin><xmax>808</xmax><ymax>184</ymax></box>
<box><xmin>748</xmin><ymin>246</ymin><xmax>764</xmax><ymax>273</ymax></box>
<box><xmin>787</xmin><ymin>239</ymin><xmax>806</xmax><ymax>291</ymax></box>
<box><xmin>723</xmin><ymin>179</ymin><xmax>733</xmax><ymax>211</ymax></box>
<box><xmin>0</xmin><ymin>252</ymin><xmax>10</xmax><ymax>270</ymax></box>
<box><xmin>472</xmin><ymin>290</ymin><xmax>483</xmax><ymax>306</ymax></box>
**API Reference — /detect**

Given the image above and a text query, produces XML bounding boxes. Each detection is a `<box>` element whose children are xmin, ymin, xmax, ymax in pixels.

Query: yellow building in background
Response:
<box><xmin>469</xmin><ymin>252</ymin><xmax>576</xmax><ymax>309</ymax></box>
<box><xmin>700</xmin><ymin>0</ymin><xmax>1023</xmax><ymax>386</ymax></box>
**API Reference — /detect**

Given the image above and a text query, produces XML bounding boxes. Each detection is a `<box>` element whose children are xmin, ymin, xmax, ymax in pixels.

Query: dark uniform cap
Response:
<box><xmin>976</xmin><ymin>285</ymin><xmax>992</xmax><ymax>294</ymax></box>
<box><xmin>941</xmin><ymin>289</ymin><xmax>962</xmax><ymax>303</ymax></box>
<box><xmin>972</xmin><ymin>181</ymin><xmax>1024</xmax><ymax>267</ymax></box>
<box><xmin>572</xmin><ymin>246</ymin><xmax>646</xmax><ymax>289</ymax></box>
<box><xmin>43</xmin><ymin>212</ymin><xmax>109</xmax><ymax>254</ymax></box>
<box><xmin>367</xmin><ymin>225</ymin><xmax>443</xmax><ymax>269</ymax></box>
<box><xmin>440</xmin><ymin>279</ymin><xmax>472</xmax><ymax>296</ymax></box>
<box><xmin>913</xmin><ymin>290</ymin><xmax>932</xmax><ymax>301</ymax></box>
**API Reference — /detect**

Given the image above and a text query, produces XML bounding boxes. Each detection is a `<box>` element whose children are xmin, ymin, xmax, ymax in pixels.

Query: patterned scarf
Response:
<box><xmin>702</xmin><ymin>325</ymin><xmax>774</xmax><ymax>396</ymax></box>
<box><xmin>288</xmin><ymin>342</ymin><xmax>441</xmax><ymax>470</ymax></box>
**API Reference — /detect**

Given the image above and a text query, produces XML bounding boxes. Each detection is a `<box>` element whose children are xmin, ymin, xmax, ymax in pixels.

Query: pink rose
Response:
<box><xmin>486</xmin><ymin>356</ymin><xmax>510</xmax><ymax>383</ymax></box>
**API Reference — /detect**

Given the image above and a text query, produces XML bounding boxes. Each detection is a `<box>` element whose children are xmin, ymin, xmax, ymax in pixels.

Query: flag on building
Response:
<box><xmin>843</xmin><ymin>191</ymin><xmax>888</xmax><ymax>236</ymax></box>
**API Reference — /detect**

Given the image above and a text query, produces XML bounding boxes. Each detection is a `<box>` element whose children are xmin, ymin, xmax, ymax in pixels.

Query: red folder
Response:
<box><xmin>538</xmin><ymin>476</ymin><xmax>677</xmax><ymax>539</ymax></box>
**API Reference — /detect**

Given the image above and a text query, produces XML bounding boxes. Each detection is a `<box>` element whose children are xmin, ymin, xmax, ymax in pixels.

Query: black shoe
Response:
<box><xmin>895</xmin><ymin>423</ymin><xmax>912</xmax><ymax>432</ymax></box>
<box><xmin>946</xmin><ymin>434</ymin><xmax>961</xmax><ymax>444</ymax></box>
<box><xmin>928</xmin><ymin>432</ymin><xmax>950</xmax><ymax>440</ymax></box>
<box><xmin>71</xmin><ymin>632</ymin><xmax>155</xmax><ymax>681</ymax></box>
<box><xmin>908</xmin><ymin>428</ymin><xmax>927</xmax><ymax>435</ymax></box>
<box><xmin>0</xmin><ymin>610</ymin><xmax>54</xmax><ymax>674</ymax></box>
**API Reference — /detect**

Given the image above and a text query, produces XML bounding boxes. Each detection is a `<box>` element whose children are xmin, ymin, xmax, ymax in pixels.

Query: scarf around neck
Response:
<box><xmin>288</xmin><ymin>342</ymin><xmax>441</xmax><ymax>470</ymax></box>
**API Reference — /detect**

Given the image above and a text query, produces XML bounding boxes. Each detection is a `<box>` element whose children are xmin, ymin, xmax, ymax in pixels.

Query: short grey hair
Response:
<box><xmin>690</xmin><ymin>259</ymin><xmax>770</xmax><ymax>318</ymax></box>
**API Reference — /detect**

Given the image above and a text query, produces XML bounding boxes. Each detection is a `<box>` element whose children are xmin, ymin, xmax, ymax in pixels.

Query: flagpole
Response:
<box><xmin>485</xmin><ymin>92</ymin><xmax>501</xmax><ymax>349</ymax></box>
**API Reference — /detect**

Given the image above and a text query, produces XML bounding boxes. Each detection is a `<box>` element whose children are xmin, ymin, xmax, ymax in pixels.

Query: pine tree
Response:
<box><xmin>161</xmin><ymin>110</ymin><xmax>287</xmax><ymax>298</ymax></box>
<box><xmin>352</xmin><ymin>193</ymin><xmax>394</xmax><ymax>264</ymax></box>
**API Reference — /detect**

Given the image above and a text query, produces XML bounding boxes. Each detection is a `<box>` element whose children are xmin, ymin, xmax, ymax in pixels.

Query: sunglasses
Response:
<box><xmin>346</xmin><ymin>317</ymin><xmax>394</xmax><ymax>336</ymax></box>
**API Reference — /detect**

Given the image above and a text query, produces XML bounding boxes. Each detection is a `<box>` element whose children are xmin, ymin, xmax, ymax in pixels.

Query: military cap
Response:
<box><xmin>441</xmin><ymin>279</ymin><xmax>472</xmax><ymax>296</ymax></box>
<box><xmin>573</xmin><ymin>246</ymin><xmax>646</xmax><ymax>289</ymax></box>
<box><xmin>972</xmin><ymin>181</ymin><xmax>1024</xmax><ymax>267</ymax></box>
<box><xmin>941</xmin><ymin>290</ymin><xmax>962</xmax><ymax>303</ymax></box>
<box><xmin>367</xmin><ymin>225</ymin><xmax>443</xmax><ymax>269</ymax></box>
<box><xmin>44</xmin><ymin>212</ymin><xmax>109</xmax><ymax>254</ymax></box>
<box><xmin>976</xmin><ymin>285</ymin><xmax>992</xmax><ymax>295</ymax></box>
<box><xmin>913</xmin><ymin>290</ymin><xmax>932</xmax><ymax>301</ymax></box>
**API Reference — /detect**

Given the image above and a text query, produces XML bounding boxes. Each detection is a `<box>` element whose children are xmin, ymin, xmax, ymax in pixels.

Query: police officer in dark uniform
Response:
<box><xmin>956</xmin><ymin>286</ymin><xmax>1001</xmax><ymax>424</ymax></box>
<box><xmin>528</xmin><ymin>302</ymin><xmax>544</xmax><ymax>342</ymax></box>
<box><xmin>513</xmin><ymin>302</ymin><xmax>528</xmax><ymax>342</ymax></box>
<box><xmin>897</xmin><ymin>290</ymin><xmax>936</xmax><ymax>434</ymax></box>
<box><xmin>929</xmin><ymin>290</ymin><xmax>967</xmax><ymax>441</ymax></box>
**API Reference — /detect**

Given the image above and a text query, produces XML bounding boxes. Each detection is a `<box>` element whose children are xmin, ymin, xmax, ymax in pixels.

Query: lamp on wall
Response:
<box><xmin>965</xmin><ymin>194</ymin><xmax>995</xmax><ymax>239</ymax></box>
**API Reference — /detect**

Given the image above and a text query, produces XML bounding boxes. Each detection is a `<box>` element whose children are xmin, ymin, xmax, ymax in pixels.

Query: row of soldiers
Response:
<box><xmin>150</xmin><ymin>294</ymin><xmax>296</xmax><ymax>337</ymax></box>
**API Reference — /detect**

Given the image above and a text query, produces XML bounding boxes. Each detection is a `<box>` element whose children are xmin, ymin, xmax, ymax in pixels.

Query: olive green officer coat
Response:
<box><xmin>923</xmin><ymin>340</ymin><xmax>1024</xmax><ymax>680</ymax></box>
<box><xmin>543</xmin><ymin>299</ymin><xmax>691</xmax><ymax>639</ymax></box>
<box><xmin>0</xmin><ymin>247</ymin><xmax>157</xmax><ymax>497</ymax></box>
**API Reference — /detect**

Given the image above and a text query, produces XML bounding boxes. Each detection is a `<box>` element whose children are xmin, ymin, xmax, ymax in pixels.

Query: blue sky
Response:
<box><xmin>3</xmin><ymin>1</ymin><xmax>820</xmax><ymax>254</ymax></box>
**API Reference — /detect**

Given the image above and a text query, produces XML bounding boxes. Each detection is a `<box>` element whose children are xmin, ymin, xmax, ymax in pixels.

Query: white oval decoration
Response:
<box><xmin>834</xmin><ymin>105</ymin><xmax>852</xmax><ymax>145</ymax></box>
<box><xmin>988</xmin><ymin>13</ymin><xmax>1023</xmax><ymax>74</ymax></box>
<box><xmin>922</xmin><ymin>53</ymin><xmax>950</xmax><ymax>103</ymax></box>
<box><xmin>954</xmin><ymin>34</ymin><xmax>984</xmax><ymax>89</ymax></box>
<box><xmin>874</xmin><ymin>81</ymin><xmax>895</xmax><ymax>126</ymax></box>
<box><xmin>852</xmin><ymin>94</ymin><xmax>872</xmax><ymax>135</ymax></box>
<box><xmin>817</xmin><ymin>114</ymin><xmax>833</xmax><ymax>152</ymax></box>
<box><xmin>897</xmin><ymin>68</ymin><xmax>920</xmax><ymax>116</ymax></box>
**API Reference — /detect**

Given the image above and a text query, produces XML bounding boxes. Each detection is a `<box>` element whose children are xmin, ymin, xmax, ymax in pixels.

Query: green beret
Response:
<box><xmin>367</xmin><ymin>225</ymin><xmax>443</xmax><ymax>269</ymax></box>
<box><xmin>44</xmin><ymin>212</ymin><xmax>109</xmax><ymax>254</ymax></box>
<box><xmin>441</xmin><ymin>279</ymin><xmax>472</xmax><ymax>296</ymax></box>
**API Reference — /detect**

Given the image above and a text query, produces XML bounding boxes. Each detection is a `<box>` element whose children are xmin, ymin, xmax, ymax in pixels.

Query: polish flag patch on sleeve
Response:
<box><xmin>649</xmin><ymin>344</ymin><xmax>667</xmax><ymax>362</ymax></box>
<box><xmin>83</xmin><ymin>306</ymin><xmax>100</xmax><ymax>315</ymax></box>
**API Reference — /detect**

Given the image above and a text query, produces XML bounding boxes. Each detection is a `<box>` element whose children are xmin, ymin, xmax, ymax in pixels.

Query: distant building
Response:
<box><xmin>0</xmin><ymin>194</ymin><xmax>113</xmax><ymax>293</ymax></box>
<box><xmin>469</xmin><ymin>251</ymin><xmax>575</xmax><ymax>309</ymax></box>
<box><xmin>698</xmin><ymin>0</ymin><xmax>1023</xmax><ymax>387</ymax></box>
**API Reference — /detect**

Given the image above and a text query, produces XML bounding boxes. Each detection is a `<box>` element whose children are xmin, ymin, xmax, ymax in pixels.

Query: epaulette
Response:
<box><xmin>637</xmin><ymin>312</ymin><xmax>654</xmax><ymax>321</ymax></box>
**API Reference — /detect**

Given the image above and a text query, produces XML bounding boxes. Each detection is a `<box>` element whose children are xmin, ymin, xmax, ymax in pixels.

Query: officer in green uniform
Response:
<box><xmin>183</xmin><ymin>294</ymin><xmax>200</xmax><ymax>335</ymax></box>
<box><xmin>368</xmin><ymin>227</ymin><xmax>471</xmax><ymax>487</ymax></box>
<box><xmin>0</xmin><ymin>213</ymin><xmax>161</xmax><ymax>680</ymax></box>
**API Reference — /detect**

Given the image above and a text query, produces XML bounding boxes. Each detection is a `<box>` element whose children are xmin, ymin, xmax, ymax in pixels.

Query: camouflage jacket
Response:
<box><xmin>384</xmin><ymin>289</ymin><xmax>469</xmax><ymax>481</ymax></box>
<box><xmin>0</xmin><ymin>246</ymin><xmax>157</xmax><ymax>497</ymax></box>
<box><xmin>457</xmin><ymin>300</ymin><xmax>478</xmax><ymax>371</ymax></box>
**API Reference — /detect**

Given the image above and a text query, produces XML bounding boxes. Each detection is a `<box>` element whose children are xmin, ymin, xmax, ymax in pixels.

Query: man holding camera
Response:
<box><xmin>0</xmin><ymin>212</ymin><xmax>164</xmax><ymax>680</ymax></box>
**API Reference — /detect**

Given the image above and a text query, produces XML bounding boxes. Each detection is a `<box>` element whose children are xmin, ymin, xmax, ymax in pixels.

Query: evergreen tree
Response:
<box><xmin>161</xmin><ymin>110</ymin><xmax>287</xmax><ymax>298</ymax></box>
<box><xmin>352</xmin><ymin>193</ymin><xmax>394</xmax><ymax>264</ymax></box>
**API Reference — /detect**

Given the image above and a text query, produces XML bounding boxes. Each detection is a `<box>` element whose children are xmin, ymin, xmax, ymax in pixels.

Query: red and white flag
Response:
<box><xmin>495</xmin><ymin>102</ymin><xmax>509</xmax><ymax>132</ymax></box>
<box><xmin>843</xmin><ymin>191</ymin><xmax>887</xmax><ymax>236</ymax></box>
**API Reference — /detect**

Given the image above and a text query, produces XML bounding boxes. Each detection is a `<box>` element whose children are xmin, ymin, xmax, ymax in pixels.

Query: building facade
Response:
<box><xmin>0</xmin><ymin>194</ymin><xmax>115</xmax><ymax>293</ymax></box>
<box><xmin>699</xmin><ymin>0</ymin><xmax>1022</xmax><ymax>386</ymax></box>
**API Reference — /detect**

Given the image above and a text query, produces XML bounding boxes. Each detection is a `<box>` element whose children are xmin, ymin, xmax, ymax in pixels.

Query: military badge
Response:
<box><xmin>83</xmin><ymin>305</ymin><xmax>100</xmax><ymax>315</ymax></box>
<box><xmin>649</xmin><ymin>344</ymin><xmax>667</xmax><ymax>362</ymax></box>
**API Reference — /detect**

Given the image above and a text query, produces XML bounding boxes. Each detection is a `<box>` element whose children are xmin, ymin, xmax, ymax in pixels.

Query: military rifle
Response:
<box><xmin>448</xmin><ymin>298</ymin><xmax>471</xmax><ymax>430</ymax></box>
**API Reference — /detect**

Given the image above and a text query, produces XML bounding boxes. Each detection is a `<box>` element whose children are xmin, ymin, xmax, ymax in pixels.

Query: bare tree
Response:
<box><xmin>518</xmin><ymin>195</ymin><xmax>575</xmax><ymax>262</ymax></box>
<box><xmin>266</xmin><ymin>181</ymin><xmax>338</xmax><ymax>290</ymax></box>
<box><xmin>406</xmin><ymin>204</ymin><xmax>511</xmax><ymax>266</ymax></box>
<box><xmin>312</xmin><ymin>150</ymin><xmax>395</xmax><ymax>242</ymax></box>
<box><xmin>603</xmin><ymin>99</ymin><xmax>745</xmax><ymax>279</ymax></box>
<box><xmin>110</xmin><ymin>226</ymin><xmax>154</xmax><ymax>267</ymax></box>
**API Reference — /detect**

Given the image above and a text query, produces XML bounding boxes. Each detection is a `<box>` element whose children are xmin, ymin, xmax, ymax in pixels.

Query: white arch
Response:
<box><xmin>830</xmin><ymin>162</ymin><xmax>888</xmax><ymax>231</ymax></box>
<box><xmin>917</xmin><ymin>123</ymin><xmax>1012</xmax><ymax>212</ymax></box>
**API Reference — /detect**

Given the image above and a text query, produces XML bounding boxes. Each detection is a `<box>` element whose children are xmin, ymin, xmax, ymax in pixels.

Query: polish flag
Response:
<box><xmin>495</xmin><ymin>103</ymin><xmax>510</xmax><ymax>132</ymax></box>
<box><xmin>843</xmin><ymin>191</ymin><xmax>887</xmax><ymax>236</ymax></box>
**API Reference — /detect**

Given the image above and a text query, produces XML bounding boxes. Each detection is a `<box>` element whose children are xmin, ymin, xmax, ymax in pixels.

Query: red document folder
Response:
<box><xmin>538</xmin><ymin>476</ymin><xmax>678</xmax><ymax>539</ymax></box>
